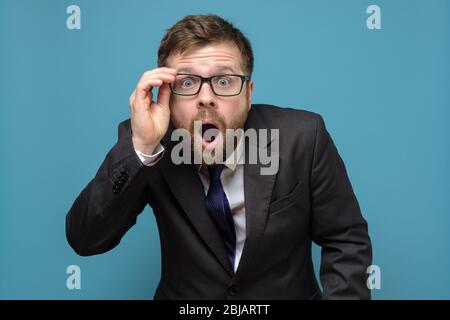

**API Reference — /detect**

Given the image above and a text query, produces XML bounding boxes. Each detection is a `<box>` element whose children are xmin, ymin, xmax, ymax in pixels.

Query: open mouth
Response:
<box><xmin>197</xmin><ymin>120</ymin><xmax>223</xmax><ymax>151</ymax></box>
<box><xmin>201</xmin><ymin>122</ymin><xmax>220</xmax><ymax>143</ymax></box>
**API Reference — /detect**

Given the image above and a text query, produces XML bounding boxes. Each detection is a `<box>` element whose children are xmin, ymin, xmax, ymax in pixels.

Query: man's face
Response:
<box><xmin>167</xmin><ymin>41</ymin><xmax>254</xmax><ymax>163</ymax></box>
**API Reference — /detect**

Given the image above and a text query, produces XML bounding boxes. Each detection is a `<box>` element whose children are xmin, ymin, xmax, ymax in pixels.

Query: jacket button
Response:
<box><xmin>112</xmin><ymin>185</ymin><xmax>120</xmax><ymax>193</ymax></box>
<box><xmin>228</xmin><ymin>286</ymin><xmax>237</xmax><ymax>296</ymax></box>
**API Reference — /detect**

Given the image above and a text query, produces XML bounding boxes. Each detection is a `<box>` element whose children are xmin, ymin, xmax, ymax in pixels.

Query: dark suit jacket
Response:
<box><xmin>66</xmin><ymin>104</ymin><xmax>372</xmax><ymax>299</ymax></box>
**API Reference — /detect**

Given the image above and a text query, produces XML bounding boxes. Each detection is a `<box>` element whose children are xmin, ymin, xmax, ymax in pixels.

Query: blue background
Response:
<box><xmin>1</xmin><ymin>0</ymin><xmax>449</xmax><ymax>299</ymax></box>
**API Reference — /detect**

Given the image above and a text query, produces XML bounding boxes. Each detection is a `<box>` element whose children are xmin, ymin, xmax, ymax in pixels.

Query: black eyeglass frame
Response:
<box><xmin>170</xmin><ymin>73</ymin><xmax>251</xmax><ymax>97</ymax></box>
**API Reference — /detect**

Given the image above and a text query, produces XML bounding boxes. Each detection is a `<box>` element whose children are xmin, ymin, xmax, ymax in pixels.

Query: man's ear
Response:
<box><xmin>247</xmin><ymin>80</ymin><xmax>254</xmax><ymax>110</ymax></box>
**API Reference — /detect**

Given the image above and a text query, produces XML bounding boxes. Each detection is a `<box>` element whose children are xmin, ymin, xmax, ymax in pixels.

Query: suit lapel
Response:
<box><xmin>159</xmin><ymin>137</ymin><xmax>234</xmax><ymax>276</ymax></box>
<box><xmin>233</xmin><ymin>109</ymin><xmax>279</xmax><ymax>280</ymax></box>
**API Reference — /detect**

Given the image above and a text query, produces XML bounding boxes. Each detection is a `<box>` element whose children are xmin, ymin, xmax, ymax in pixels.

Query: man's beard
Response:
<box><xmin>172</xmin><ymin>104</ymin><xmax>249</xmax><ymax>165</ymax></box>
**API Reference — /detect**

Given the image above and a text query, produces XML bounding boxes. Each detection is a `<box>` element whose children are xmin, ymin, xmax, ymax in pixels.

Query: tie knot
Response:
<box><xmin>207</xmin><ymin>164</ymin><xmax>224</xmax><ymax>183</ymax></box>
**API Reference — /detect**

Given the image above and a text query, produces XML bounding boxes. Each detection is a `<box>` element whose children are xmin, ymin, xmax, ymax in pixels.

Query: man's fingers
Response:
<box><xmin>140</xmin><ymin>67</ymin><xmax>177</xmax><ymax>79</ymax></box>
<box><xmin>135</xmin><ymin>78</ymin><xmax>162</xmax><ymax>100</ymax></box>
<box><xmin>136</xmin><ymin>73</ymin><xmax>175</xmax><ymax>93</ymax></box>
<box><xmin>131</xmin><ymin>68</ymin><xmax>177</xmax><ymax>111</ymax></box>
<box><xmin>129</xmin><ymin>89</ymin><xmax>136</xmax><ymax>106</ymax></box>
<box><xmin>157</xmin><ymin>83</ymin><xmax>171</xmax><ymax>110</ymax></box>
<box><xmin>138</xmin><ymin>69</ymin><xmax>176</xmax><ymax>86</ymax></box>
<box><xmin>140</xmin><ymin>73</ymin><xmax>175</xmax><ymax>87</ymax></box>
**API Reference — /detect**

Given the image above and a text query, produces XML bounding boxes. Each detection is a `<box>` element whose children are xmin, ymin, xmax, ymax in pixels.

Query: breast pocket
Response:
<box><xmin>268</xmin><ymin>180</ymin><xmax>304</xmax><ymax>215</ymax></box>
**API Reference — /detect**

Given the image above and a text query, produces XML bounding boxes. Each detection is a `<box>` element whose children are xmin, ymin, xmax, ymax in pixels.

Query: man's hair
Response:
<box><xmin>158</xmin><ymin>14</ymin><xmax>254</xmax><ymax>76</ymax></box>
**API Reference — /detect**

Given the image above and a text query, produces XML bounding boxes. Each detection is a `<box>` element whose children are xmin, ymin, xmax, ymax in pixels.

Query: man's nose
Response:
<box><xmin>197</xmin><ymin>81</ymin><xmax>217</xmax><ymax>108</ymax></box>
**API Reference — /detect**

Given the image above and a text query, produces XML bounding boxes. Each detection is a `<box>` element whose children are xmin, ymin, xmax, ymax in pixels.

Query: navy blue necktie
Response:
<box><xmin>205</xmin><ymin>164</ymin><xmax>236</xmax><ymax>268</ymax></box>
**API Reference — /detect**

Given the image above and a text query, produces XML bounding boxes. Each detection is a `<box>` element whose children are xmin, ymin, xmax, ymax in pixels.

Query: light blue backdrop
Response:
<box><xmin>1</xmin><ymin>0</ymin><xmax>449</xmax><ymax>299</ymax></box>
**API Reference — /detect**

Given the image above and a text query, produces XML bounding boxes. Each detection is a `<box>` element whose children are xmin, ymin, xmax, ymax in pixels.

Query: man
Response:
<box><xmin>66</xmin><ymin>15</ymin><xmax>372</xmax><ymax>299</ymax></box>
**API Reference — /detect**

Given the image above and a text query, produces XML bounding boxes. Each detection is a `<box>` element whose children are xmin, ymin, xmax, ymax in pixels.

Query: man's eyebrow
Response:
<box><xmin>215</xmin><ymin>66</ymin><xmax>236</xmax><ymax>73</ymax></box>
<box><xmin>177</xmin><ymin>68</ymin><xmax>195</xmax><ymax>73</ymax></box>
<box><xmin>177</xmin><ymin>66</ymin><xmax>237</xmax><ymax>74</ymax></box>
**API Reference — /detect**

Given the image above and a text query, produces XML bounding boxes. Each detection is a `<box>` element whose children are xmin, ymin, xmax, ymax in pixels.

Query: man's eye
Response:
<box><xmin>181</xmin><ymin>79</ymin><xmax>194</xmax><ymax>88</ymax></box>
<box><xmin>216</xmin><ymin>78</ymin><xmax>231</xmax><ymax>86</ymax></box>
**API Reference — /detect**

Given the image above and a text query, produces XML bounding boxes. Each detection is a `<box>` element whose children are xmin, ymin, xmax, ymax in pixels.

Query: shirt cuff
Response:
<box><xmin>135</xmin><ymin>143</ymin><xmax>165</xmax><ymax>166</ymax></box>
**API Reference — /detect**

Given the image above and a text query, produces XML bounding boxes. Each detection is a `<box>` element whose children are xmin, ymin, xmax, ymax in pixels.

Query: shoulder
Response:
<box><xmin>248</xmin><ymin>104</ymin><xmax>325</xmax><ymax>134</ymax></box>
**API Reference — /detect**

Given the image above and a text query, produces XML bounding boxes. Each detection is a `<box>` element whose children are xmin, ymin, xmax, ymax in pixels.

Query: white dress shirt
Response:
<box><xmin>135</xmin><ymin>144</ymin><xmax>246</xmax><ymax>272</ymax></box>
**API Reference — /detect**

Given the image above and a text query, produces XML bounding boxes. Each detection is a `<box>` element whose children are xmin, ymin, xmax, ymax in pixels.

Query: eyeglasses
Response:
<box><xmin>170</xmin><ymin>73</ymin><xmax>251</xmax><ymax>97</ymax></box>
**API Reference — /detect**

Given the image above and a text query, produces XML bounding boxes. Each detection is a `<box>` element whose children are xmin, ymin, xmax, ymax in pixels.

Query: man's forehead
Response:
<box><xmin>167</xmin><ymin>42</ymin><xmax>244</xmax><ymax>73</ymax></box>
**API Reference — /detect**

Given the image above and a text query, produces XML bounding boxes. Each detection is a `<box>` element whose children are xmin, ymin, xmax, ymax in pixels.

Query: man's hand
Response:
<box><xmin>129</xmin><ymin>67</ymin><xmax>177</xmax><ymax>154</ymax></box>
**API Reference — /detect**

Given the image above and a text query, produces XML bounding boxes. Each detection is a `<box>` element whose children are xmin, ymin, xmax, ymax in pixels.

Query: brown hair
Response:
<box><xmin>158</xmin><ymin>15</ymin><xmax>254</xmax><ymax>76</ymax></box>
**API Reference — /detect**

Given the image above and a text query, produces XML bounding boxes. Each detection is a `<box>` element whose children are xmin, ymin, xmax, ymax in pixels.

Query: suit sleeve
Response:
<box><xmin>66</xmin><ymin>119</ymin><xmax>153</xmax><ymax>256</ymax></box>
<box><xmin>310</xmin><ymin>114</ymin><xmax>372</xmax><ymax>299</ymax></box>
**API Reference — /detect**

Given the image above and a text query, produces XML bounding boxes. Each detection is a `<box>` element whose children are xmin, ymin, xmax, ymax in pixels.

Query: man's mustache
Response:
<box><xmin>190</xmin><ymin>109</ymin><xmax>226</xmax><ymax>133</ymax></box>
